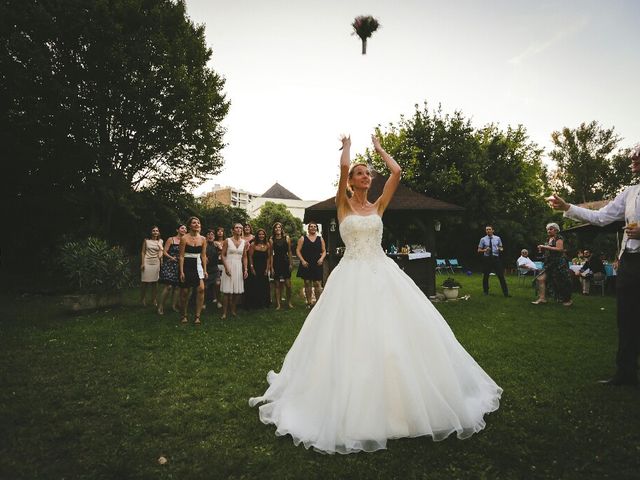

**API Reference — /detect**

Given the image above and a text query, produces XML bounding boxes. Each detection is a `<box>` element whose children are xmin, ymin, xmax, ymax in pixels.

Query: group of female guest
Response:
<box><xmin>139</xmin><ymin>217</ymin><xmax>209</xmax><ymax>324</ymax></box>
<box><xmin>140</xmin><ymin>219</ymin><xmax>322</xmax><ymax>323</ymax></box>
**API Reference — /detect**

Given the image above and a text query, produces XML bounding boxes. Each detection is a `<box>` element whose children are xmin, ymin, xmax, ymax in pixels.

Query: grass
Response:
<box><xmin>1</xmin><ymin>273</ymin><xmax>638</xmax><ymax>479</ymax></box>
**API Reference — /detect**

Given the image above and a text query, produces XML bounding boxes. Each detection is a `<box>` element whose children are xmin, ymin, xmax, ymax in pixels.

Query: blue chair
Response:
<box><xmin>604</xmin><ymin>264</ymin><xmax>615</xmax><ymax>277</ymax></box>
<box><xmin>448</xmin><ymin>259</ymin><xmax>463</xmax><ymax>274</ymax></box>
<box><xmin>436</xmin><ymin>259</ymin><xmax>452</xmax><ymax>274</ymax></box>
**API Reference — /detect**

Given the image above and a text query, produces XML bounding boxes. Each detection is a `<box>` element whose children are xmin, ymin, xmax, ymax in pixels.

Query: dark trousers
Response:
<box><xmin>615</xmin><ymin>253</ymin><xmax>640</xmax><ymax>380</ymax></box>
<box><xmin>482</xmin><ymin>256</ymin><xmax>509</xmax><ymax>295</ymax></box>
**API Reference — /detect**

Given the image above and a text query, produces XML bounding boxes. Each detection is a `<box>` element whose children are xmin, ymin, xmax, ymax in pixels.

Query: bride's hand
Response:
<box><xmin>339</xmin><ymin>134</ymin><xmax>351</xmax><ymax>150</ymax></box>
<box><xmin>371</xmin><ymin>135</ymin><xmax>383</xmax><ymax>152</ymax></box>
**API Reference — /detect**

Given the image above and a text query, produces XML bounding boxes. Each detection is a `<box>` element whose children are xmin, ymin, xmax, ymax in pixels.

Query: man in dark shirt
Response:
<box><xmin>576</xmin><ymin>249</ymin><xmax>605</xmax><ymax>295</ymax></box>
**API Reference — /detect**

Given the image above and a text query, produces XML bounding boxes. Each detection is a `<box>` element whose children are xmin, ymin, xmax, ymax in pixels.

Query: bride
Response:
<box><xmin>249</xmin><ymin>135</ymin><xmax>502</xmax><ymax>454</ymax></box>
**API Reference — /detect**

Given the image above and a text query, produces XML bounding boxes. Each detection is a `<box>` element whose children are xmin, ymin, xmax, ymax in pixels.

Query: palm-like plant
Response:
<box><xmin>352</xmin><ymin>15</ymin><xmax>380</xmax><ymax>55</ymax></box>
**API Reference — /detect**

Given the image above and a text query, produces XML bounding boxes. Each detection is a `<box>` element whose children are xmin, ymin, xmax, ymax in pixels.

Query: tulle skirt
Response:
<box><xmin>249</xmin><ymin>254</ymin><xmax>502</xmax><ymax>454</ymax></box>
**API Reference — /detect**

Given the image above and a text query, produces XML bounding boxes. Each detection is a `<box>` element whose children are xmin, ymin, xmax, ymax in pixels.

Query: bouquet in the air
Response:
<box><xmin>352</xmin><ymin>15</ymin><xmax>380</xmax><ymax>55</ymax></box>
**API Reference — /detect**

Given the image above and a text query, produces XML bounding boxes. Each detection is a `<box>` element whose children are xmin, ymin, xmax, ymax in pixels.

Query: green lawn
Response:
<box><xmin>1</xmin><ymin>274</ymin><xmax>638</xmax><ymax>479</ymax></box>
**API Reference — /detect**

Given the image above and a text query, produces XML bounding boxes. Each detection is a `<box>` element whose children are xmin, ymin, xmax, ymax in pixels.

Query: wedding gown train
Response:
<box><xmin>249</xmin><ymin>214</ymin><xmax>502</xmax><ymax>454</ymax></box>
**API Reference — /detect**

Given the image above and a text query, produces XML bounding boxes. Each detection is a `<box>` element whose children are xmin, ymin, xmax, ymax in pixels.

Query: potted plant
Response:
<box><xmin>57</xmin><ymin>237</ymin><xmax>133</xmax><ymax>311</ymax></box>
<box><xmin>441</xmin><ymin>277</ymin><xmax>462</xmax><ymax>300</ymax></box>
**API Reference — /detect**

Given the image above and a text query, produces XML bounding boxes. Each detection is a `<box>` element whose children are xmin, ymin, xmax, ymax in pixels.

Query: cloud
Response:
<box><xmin>509</xmin><ymin>16</ymin><xmax>589</xmax><ymax>66</ymax></box>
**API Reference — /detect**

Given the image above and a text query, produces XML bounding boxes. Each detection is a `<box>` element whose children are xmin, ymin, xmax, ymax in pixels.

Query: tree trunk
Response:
<box><xmin>361</xmin><ymin>38</ymin><xmax>367</xmax><ymax>55</ymax></box>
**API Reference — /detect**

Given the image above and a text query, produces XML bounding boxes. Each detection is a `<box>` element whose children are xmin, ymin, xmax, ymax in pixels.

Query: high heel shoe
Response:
<box><xmin>531</xmin><ymin>299</ymin><xmax>547</xmax><ymax>305</ymax></box>
<box><xmin>194</xmin><ymin>316</ymin><xmax>201</xmax><ymax>325</ymax></box>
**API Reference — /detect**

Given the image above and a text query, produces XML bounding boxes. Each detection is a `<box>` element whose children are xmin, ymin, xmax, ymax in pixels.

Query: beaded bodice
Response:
<box><xmin>339</xmin><ymin>214</ymin><xmax>385</xmax><ymax>261</ymax></box>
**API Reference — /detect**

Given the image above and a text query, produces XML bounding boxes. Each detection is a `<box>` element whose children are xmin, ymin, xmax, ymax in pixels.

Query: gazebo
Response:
<box><xmin>303</xmin><ymin>172</ymin><xmax>463</xmax><ymax>296</ymax></box>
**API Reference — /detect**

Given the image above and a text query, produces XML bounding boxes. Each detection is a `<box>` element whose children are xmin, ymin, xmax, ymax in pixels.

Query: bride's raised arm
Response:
<box><xmin>336</xmin><ymin>135</ymin><xmax>351</xmax><ymax>219</ymax></box>
<box><xmin>372</xmin><ymin>135</ymin><xmax>401</xmax><ymax>215</ymax></box>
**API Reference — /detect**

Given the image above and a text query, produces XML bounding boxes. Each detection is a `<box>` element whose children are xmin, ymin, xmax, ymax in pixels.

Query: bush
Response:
<box><xmin>57</xmin><ymin>237</ymin><xmax>133</xmax><ymax>293</ymax></box>
<box><xmin>441</xmin><ymin>277</ymin><xmax>462</xmax><ymax>288</ymax></box>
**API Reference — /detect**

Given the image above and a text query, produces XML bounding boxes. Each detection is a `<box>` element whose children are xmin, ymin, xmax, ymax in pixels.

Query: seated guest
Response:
<box><xmin>571</xmin><ymin>250</ymin><xmax>585</xmax><ymax>265</ymax></box>
<box><xmin>575</xmin><ymin>249</ymin><xmax>605</xmax><ymax>295</ymax></box>
<box><xmin>517</xmin><ymin>249</ymin><xmax>538</xmax><ymax>274</ymax></box>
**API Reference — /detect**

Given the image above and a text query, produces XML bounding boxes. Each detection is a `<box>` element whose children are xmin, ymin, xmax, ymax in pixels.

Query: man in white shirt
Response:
<box><xmin>516</xmin><ymin>249</ymin><xmax>538</xmax><ymax>274</ymax></box>
<box><xmin>548</xmin><ymin>144</ymin><xmax>640</xmax><ymax>386</ymax></box>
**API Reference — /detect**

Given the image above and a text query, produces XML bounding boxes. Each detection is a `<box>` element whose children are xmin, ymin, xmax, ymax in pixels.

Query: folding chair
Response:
<box><xmin>591</xmin><ymin>273</ymin><xmax>606</xmax><ymax>296</ymax></box>
<box><xmin>435</xmin><ymin>259</ymin><xmax>452</xmax><ymax>274</ymax></box>
<box><xmin>448</xmin><ymin>258</ymin><xmax>463</xmax><ymax>274</ymax></box>
<box><xmin>517</xmin><ymin>266</ymin><xmax>529</xmax><ymax>284</ymax></box>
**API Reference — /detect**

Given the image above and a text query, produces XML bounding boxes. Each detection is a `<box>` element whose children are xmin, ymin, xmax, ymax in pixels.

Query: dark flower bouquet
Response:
<box><xmin>352</xmin><ymin>15</ymin><xmax>380</xmax><ymax>55</ymax></box>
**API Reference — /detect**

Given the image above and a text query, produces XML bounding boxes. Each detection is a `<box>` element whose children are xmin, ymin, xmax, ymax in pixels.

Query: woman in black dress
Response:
<box><xmin>213</xmin><ymin>226</ymin><xmax>226</xmax><ymax>308</ymax></box>
<box><xmin>179</xmin><ymin>216</ymin><xmax>208</xmax><ymax>324</ymax></box>
<box><xmin>296</xmin><ymin>221</ymin><xmax>326</xmax><ymax>308</ymax></box>
<box><xmin>246</xmin><ymin>228</ymin><xmax>272</xmax><ymax>309</ymax></box>
<box><xmin>532</xmin><ymin>222</ymin><xmax>573</xmax><ymax>306</ymax></box>
<box><xmin>270</xmin><ymin>222</ymin><xmax>293</xmax><ymax>309</ymax></box>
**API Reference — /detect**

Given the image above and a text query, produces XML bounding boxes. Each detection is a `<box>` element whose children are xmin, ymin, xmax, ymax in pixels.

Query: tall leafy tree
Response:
<box><xmin>549</xmin><ymin>121</ymin><xmax>633</xmax><ymax>203</ymax></box>
<box><xmin>1</xmin><ymin>0</ymin><xmax>229</xmax><ymax>260</ymax></box>
<box><xmin>252</xmin><ymin>202</ymin><xmax>303</xmax><ymax>242</ymax></box>
<box><xmin>362</xmin><ymin>103</ymin><xmax>550</xmax><ymax>266</ymax></box>
<box><xmin>199</xmin><ymin>203</ymin><xmax>250</xmax><ymax>234</ymax></box>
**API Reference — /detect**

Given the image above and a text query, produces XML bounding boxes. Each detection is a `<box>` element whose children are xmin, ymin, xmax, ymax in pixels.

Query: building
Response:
<box><xmin>246</xmin><ymin>182</ymin><xmax>318</xmax><ymax>223</ymax></box>
<box><xmin>200</xmin><ymin>184</ymin><xmax>258</xmax><ymax>210</ymax></box>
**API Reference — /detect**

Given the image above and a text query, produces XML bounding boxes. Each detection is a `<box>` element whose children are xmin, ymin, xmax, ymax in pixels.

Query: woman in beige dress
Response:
<box><xmin>140</xmin><ymin>226</ymin><xmax>163</xmax><ymax>306</ymax></box>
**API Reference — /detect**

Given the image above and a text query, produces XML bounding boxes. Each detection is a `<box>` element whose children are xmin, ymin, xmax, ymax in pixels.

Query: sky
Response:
<box><xmin>185</xmin><ymin>0</ymin><xmax>640</xmax><ymax>201</ymax></box>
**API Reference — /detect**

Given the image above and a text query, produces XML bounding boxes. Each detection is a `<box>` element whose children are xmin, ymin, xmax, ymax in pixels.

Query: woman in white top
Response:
<box><xmin>220</xmin><ymin>223</ymin><xmax>249</xmax><ymax>319</ymax></box>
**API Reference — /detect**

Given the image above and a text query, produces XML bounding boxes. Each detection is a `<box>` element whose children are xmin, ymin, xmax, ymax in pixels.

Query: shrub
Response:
<box><xmin>57</xmin><ymin>237</ymin><xmax>133</xmax><ymax>293</ymax></box>
<box><xmin>441</xmin><ymin>277</ymin><xmax>462</xmax><ymax>288</ymax></box>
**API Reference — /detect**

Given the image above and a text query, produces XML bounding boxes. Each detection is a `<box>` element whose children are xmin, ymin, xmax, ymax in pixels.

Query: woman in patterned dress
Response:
<box><xmin>157</xmin><ymin>224</ymin><xmax>186</xmax><ymax>315</ymax></box>
<box><xmin>532</xmin><ymin>222</ymin><xmax>573</xmax><ymax>306</ymax></box>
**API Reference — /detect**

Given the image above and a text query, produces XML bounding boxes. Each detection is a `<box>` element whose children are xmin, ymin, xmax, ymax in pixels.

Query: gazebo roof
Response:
<box><xmin>260</xmin><ymin>182</ymin><xmax>302</xmax><ymax>200</ymax></box>
<box><xmin>305</xmin><ymin>173</ymin><xmax>464</xmax><ymax>219</ymax></box>
<box><xmin>304</xmin><ymin>172</ymin><xmax>463</xmax><ymax>222</ymax></box>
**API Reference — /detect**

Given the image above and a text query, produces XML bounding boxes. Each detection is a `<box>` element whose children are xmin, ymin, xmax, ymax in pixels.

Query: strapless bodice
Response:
<box><xmin>339</xmin><ymin>214</ymin><xmax>386</xmax><ymax>261</ymax></box>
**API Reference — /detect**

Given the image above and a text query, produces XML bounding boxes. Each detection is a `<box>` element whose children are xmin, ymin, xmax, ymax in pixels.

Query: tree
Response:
<box><xmin>1</xmin><ymin>0</ymin><xmax>229</xmax><ymax>262</ymax></box>
<box><xmin>198</xmin><ymin>203</ymin><xmax>250</xmax><ymax>234</ymax></box>
<box><xmin>252</xmin><ymin>202</ymin><xmax>303</xmax><ymax>242</ymax></box>
<box><xmin>549</xmin><ymin>121</ymin><xmax>633</xmax><ymax>203</ymax></box>
<box><xmin>361</xmin><ymin>103</ymin><xmax>550</xmax><ymax>266</ymax></box>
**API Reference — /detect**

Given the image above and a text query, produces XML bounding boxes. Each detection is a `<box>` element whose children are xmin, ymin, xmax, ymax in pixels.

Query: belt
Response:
<box><xmin>184</xmin><ymin>253</ymin><xmax>200</xmax><ymax>258</ymax></box>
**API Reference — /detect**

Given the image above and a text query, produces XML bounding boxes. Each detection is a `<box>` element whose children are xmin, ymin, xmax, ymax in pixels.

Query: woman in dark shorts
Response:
<box><xmin>179</xmin><ymin>216</ymin><xmax>208</xmax><ymax>325</ymax></box>
<box><xmin>296</xmin><ymin>221</ymin><xmax>326</xmax><ymax>308</ymax></box>
<box><xmin>270</xmin><ymin>222</ymin><xmax>293</xmax><ymax>309</ymax></box>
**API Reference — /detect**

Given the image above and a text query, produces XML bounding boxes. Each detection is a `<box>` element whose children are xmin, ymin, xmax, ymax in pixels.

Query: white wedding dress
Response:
<box><xmin>249</xmin><ymin>214</ymin><xmax>502</xmax><ymax>454</ymax></box>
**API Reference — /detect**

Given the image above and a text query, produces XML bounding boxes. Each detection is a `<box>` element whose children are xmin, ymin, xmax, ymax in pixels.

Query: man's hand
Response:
<box><xmin>624</xmin><ymin>223</ymin><xmax>640</xmax><ymax>239</ymax></box>
<box><xmin>547</xmin><ymin>194</ymin><xmax>570</xmax><ymax>211</ymax></box>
